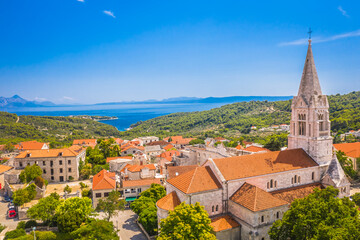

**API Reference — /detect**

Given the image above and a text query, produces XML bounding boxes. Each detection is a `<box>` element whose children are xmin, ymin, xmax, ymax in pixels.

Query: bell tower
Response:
<box><xmin>288</xmin><ymin>38</ymin><xmax>333</xmax><ymax>166</ymax></box>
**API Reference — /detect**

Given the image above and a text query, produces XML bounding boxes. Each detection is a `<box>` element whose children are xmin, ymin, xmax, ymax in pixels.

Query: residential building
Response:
<box><xmin>121</xmin><ymin>164</ymin><xmax>156</xmax><ymax>180</ymax></box>
<box><xmin>145</xmin><ymin>145</ymin><xmax>163</xmax><ymax>157</ymax></box>
<box><xmin>334</xmin><ymin>142</ymin><xmax>360</xmax><ymax>170</ymax></box>
<box><xmin>14</xmin><ymin>141</ymin><xmax>49</xmax><ymax>151</ymax></box>
<box><xmin>120</xmin><ymin>178</ymin><xmax>161</xmax><ymax>202</ymax></box>
<box><xmin>92</xmin><ymin>169</ymin><xmax>116</xmax><ymax>208</ymax></box>
<box><xmin>156</xmin><ymin>39</ymin><xmax>350</xmax><ymax>240</ymax></box>
<box><xmin>138</xmin><ymin>136</ymin><xmax>160</xmax><ymax>145</ymax></box>
<box><xmin>72</xmin><ymin>139</ymin><xmax>97</xmax><ymax>148</ymax></box>
<box><xmin>14</xmin><ymin>145</ymin><xmax>86</xmax><ymax>182</ymax></box>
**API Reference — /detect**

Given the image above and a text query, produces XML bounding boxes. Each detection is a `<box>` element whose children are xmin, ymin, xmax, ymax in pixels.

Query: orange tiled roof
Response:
<box><xmin>163</xmin><ymin>144</ymin><xmax>175</xmax><ymax>151</ymax></box>
<box><xmin>106</xmin><ymin>156</ymin><xmax>132</xmax><ymax>163</ymax></box>
<box><xmin>113</xmin><ymin>138</ymin><xmax>124</xmax><ymax>145</ymax></box>
<box><xmin>271</xmin><ymin>183</ymin><xmax>323</xmax><ymax>203</ymax></box>
<box><xmin>122</xmin><ymin>164</ymin><xmax>156</xmax><ymax>172</ymax></box>
<box><xmin>167</xmin><ymin>166</ymin><xmax>222</xmax><ymax>194</ymax></box>
<box><xmin>213</xmin><ymin>149</ymin><xmax>318</xmax><ymax>181</ymax></box>
<box><xmin>122</xmin><ymin>178</ymin><xmax>161</xmax><ymax>188</ymax></box>
<box><xmin>167</xmin><ymin>165</ymin><xmax>198</xmax><ymax>179</ymax></box>
<box><xmin>73</xmin><ymin>139</ymin><xmax>97</xmax><ymax>146</ymax></box>
<box><xmin>146</xmin><ymin>140</ymin><xmax>170</xmax><ymax>146</ymax></box>
<box><xmin>230</xmin><ymin>183</ymin><xmax>288</xmax><ymax>212</ymax></box>
<box><xmin>211</xmin><ymin>215</ymin><xmax>239</xmax><ymax>232</ymax></box>
<box><xmin>235</xmin><ymin>145</ymin><xmax>244</xmax><ymax>150</ymax></box>
<box><xmin>121</xmin><ymin>144</ymin><xmax>145</xmax><ymax>152</ymax></box>
<box><xmin>92</xmin><ymin>169</ymin><xmax>116</xmax><ymax>190</ymax></box>
<box><xmin>0</xmin><ymin>165</ymin><xmax>13</xmax><ymax>174</ymax></box>
<box><xmin>163</xmin><ymin>136</ymin><xmax>194</xmax><ymax>145</ymax></box>
<box><xmin>334</xmin><ymin>142</ymin><xmax>360</xmax><ymax>159</ymax></box>
<box><xmin>14</xmin><ymin>141</ymin><xmax>48</xmax><ymax>150</ymax></box>
<box><xmin>16</xmin><ymin>145</ymin><xmax>85</xmax><ymax>159</ymax></box>
<box><xmin>159</xmin><ymin>150</ymin><xmax>180</xmax><ymax>161</ymax></box>
<box><xmin>244</xmin><ymin>145</ymin><xmax>270</xmax><ymax>153</ymax></box>
<box><xmin>156</xmin><ymin>191</ymin><xmax>181</xmax><ymax>211</ymax></box>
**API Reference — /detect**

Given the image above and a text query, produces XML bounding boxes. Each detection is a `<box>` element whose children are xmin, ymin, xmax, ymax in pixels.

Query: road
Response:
<box><xmin>0</xmin><ymin>198</ymin><xmax>20</xmax><ymax>240</ymax></box>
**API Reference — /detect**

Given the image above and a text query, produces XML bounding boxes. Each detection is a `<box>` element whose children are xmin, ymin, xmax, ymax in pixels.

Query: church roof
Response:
<box><xmin>271</xmin><ymin>183</ymin><xmax>324</xmax><ymax>203</ymax></box>
<box><xmin>230</xmin><ymin>183</ymin><xmax>288</xmax><ymax>212</ymax></box>
<box><xmin>210</xmin><ymin>215</ymin><xmax>239</xmax><ymax>232</ymax></box>
<box><xmin>167</xmin><ymin>166</ymin><xmax>222</xmax><ymax>194</ymax></box>
<box><xmin>157</xmin><ymin>191</ymin><xmax>181</xmax><ymax>211</ymax></box>
<box><xmin>326</xmin><ymin>155</ymin><xmax>348</xmax><ymax>187</ymax></box>
<box><xmin>213</xmin><ymin>148</ymin><xmax>318</xmax><ymax>181</ymax></box>
<box><xmin>297</xmin><ymin>40</ymin><xmax>322</xmax><ymax>104</ymax></box>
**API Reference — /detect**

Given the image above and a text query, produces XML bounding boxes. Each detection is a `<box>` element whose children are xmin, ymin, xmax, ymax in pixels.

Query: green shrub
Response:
<box><xmin>81</xmin><ymin>189</ymin><xmax>90</xmax><ymax>198</ymax></box>
<box><xmin>4</xmin><ymin>228</ymin><xmax>26</xmax><ymax>239</ymax></box>
<box><xmin>16</xmin><ymin>221</ymin><xmax>26</xmax><ymax>229</ymax></box>
<box><xmin>24</xmin><ymin>220</ymin><xmax>37</xmax><ymax>229</ymax></box>
<box><xmin>35</xmin><ymin>231</ymin><xmax>57</xmax><ymax>240</ymax></box>
<box><xmin>34</xmin><ymin>176</ymin><xmax>45</xmax><ymax>188</ymax></box>
<box><xmin>0</xmin><ymin>223</ymin><xmax>6</xmax><ymax>233</ymax></box>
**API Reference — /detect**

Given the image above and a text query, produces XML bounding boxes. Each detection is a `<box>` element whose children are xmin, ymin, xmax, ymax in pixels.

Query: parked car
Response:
<box><xmin>3</xmin><ymin>195</ymin><xmax>11</xmax><ymax>202</ymax></box>
<box><xmin>8</xmin><ymin>209</ymin><xmax>16</xmax><ymax>218</ymax></box>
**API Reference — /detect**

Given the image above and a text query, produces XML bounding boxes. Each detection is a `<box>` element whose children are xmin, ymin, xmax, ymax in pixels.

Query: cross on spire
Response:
<box><xmin>308</xmin><ymin>28</ymin><xmax>312</xmax><ymax>40</ymax></box>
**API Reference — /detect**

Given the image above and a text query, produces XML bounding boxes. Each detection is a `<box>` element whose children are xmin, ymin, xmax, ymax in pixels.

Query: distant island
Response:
<box><xmin>70</xmin><ymin>115</ymin><xmax>118</xmax><ymax>121</ymax></box>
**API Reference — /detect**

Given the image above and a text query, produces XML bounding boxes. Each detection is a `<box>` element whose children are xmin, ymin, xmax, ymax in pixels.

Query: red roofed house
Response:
<box><xmin>72</xmin><ymin>139</ymin><xmax>97</xmax><ymax>148</ymax></box>
<box><xmin>121</xmin><ymin>178</ymin><xmax>161</xmax><ymax>203</ymax></box>
<box><xmin>163</xmin><ymin>136</ymin><xmax>195</xmax><ymax>148</ymax></box>
<box><xmin>92</xmin><ymin>169</ymin><xmax>116</xmax><ymax>207</ymax></box>
<box><xmin>334</xmin><ymin>142</ymin><xmax>360</xmax><ymax>170</ymax></box>
<box><xmin>14</xmin><ymin>141</ymin><xmax>49</xmax><ymax>151</ymax></box>
<box><xmin>157</xmin><ymin>41</ymin><xmax>350</xmax><ymax>240</ymax></box>
<box><xmin>121</xmin><ymin>164</ymin><xmax>156</xmax><ymax>180</ymax></box>
<box><xmin>120</xmin><ymin>144</ymin><xmax>145</xmax><ymax>156</ymax></box>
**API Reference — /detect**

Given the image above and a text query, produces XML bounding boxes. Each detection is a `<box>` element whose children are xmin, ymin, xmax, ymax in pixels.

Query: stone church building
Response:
<box><xmin>156</xmin><ymin>39</ymin><xmax>350</xmax><ymax>240</ymax></box>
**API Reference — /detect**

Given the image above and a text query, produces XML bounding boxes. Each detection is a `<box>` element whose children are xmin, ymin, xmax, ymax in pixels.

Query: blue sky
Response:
<box><xmin>0</xmin><ymin>0</ymin><xmax>359</xmax><ymax>104</ymax></box>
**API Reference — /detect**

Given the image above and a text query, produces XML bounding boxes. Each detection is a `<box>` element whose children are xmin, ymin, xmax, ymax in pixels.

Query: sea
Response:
<box><xmin>6</xmin><ymin>97</ymin><xmax>292</xmax><ymax>131</ymax></box>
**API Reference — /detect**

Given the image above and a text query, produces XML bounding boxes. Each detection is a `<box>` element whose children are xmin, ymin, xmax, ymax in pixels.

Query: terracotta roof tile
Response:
<box><xmin>14</xmin><ymin>141</ymin><xmax>48</xmax><ymax>150</ymax></box>
<box><xmin>334</xmin><ymin>142</ymin><xmax>360</xmax><ymax>159</ymax></box>
<box><xmin>122</xmin><ymin>178</ymin><xmax>161</xmax><ymax>188</ymax></box>
<box><xmin>230</xmin><ymin>183</ymin><xmax>288</xmax><ymax>212</ymax></box>
<box><xmin>0</xmin><ymin>165</ymin><xmax>13</xmax><ymax>174</ymax></box>
<box><xmin>121</xmin><ymin>164</ymin><xmax>156</xmax><ymax>173</ymax></box>
<box><xmin>92</xmin><ymin>169</ymin><xmax>116</xmax><ymax>190</ymax></box>
<box><xmin>121</xmin><ymin>144</ymin><xmax>145</xmax><ymax>152</ymax></box>
<box><xmin>271</xmin><ymin>183</ymin><xmax>323</xmax><ymax>203</ymax></box>
<box><xmin>167</xmin><ymin>165</ymin><xmax>198</xmax><ymax>179</ymax></box>
<box><xmin>146</xmin><ymin>140</ymin><xmax>170</xmax><ymax>146</ymax></box>
<box><xmin>73</xmin><ymin>139</ymin><xmax>97</xmax><ymax>147</ymax></box>
<box><xmin>167</xmin><ymin>166</ymin><xmax>222</xmax><ymax>194</ymax></box>
<box><xmin>211</xmin><ymin>215</ymin><xmax>239</xmax><ymax>232</ymax></box>
<box><xmin>244</xmin><ymin>146</ymin><xmax>270</xmax><ymax>153</ymax></box>
<box><xmin>235</xmin><ymin>145</ymin><xmax>244</xmax><ymax>150</ymax></box>
<box><xmin>16</xmin><ymin>145</ymin><xmax>85</xmax><ymax>159</ymax></box>
<box><xmin>159</xmin><ymin>150</ymin><xmax>180</xmax><ymax>162</ymax></box>
<box><xmin>106</xmin><ymin>156</ymin><xmax>133</xmax><ymax>163</ymax></box>
<box><xmin>213</xmin><ymin>149</ymin><xmax>318</xmax><ymax>181</ymax></box>
<box><xmin>163</xmin><ymin>144</ymin><xmax>175</xmax><ymax>151</ymax></box>
<box><xmin>157</xmin><ymin>191</ymin><xmax>181</xmax><ymax>211</ymax></box>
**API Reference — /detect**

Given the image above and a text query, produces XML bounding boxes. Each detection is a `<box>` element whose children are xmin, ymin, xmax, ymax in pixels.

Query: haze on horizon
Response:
<box><xmin>0</xmin><ymin>0</ymin><xmax>359</xmax><ymax>104</ymax></box>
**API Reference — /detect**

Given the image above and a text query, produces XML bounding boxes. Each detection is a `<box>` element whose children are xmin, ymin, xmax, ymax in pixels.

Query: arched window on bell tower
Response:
<box><xmin>298</xmin><ymin>113</ymin><xmax>306</xmax><ymax>136</ymax></box>
<box><xmin>318</xmin><ymin>113</ymin><xmax>324</xmax><ymax>131</ymax></box>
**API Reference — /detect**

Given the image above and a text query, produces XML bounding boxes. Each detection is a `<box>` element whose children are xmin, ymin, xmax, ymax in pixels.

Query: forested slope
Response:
<box><xmin>0</xmin><ymin>112</ymin><xmax>121</xmax><ymax>145</ymax></box>
<box><xmin>121</xmin><ymin>91</ymin><xmax>360</xmax><ymax>139</ymax></box>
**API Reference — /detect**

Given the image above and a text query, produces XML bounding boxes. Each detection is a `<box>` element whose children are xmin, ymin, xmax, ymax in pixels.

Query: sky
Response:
<box><xmin>0</xmin><ymin>0</ymin><xmax>359</xmax><ymax>104</ymax></box>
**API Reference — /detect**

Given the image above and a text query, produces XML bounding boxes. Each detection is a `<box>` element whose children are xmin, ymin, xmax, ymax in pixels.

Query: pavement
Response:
<box><xmin>0</xmin><ymin>197</ymin><xmax>20</xmax><ymax>240</ymax></box>
<box><xmin>98</xmin><ymin>209</ymin><xmax>147</xmax><ymax>240</ymax></box>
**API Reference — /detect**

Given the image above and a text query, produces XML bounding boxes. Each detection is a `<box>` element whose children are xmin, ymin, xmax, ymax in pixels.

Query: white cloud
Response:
<box><xmin>34</xmin><ymin>97</ymin><xmax>47</xmax><ymax>102</ymax></box>
<box><xmin>338</xmin><ymin>6</ymin><xmax>349</xmax><ymax>17</ymax></box>
<box><xmin>103</xmin><ymin>10</ymin><xmax>116</xmax><ymax>18</ymax></box>
<box><xmin>77</xmin><ymin>0</ymin><xmax>85</xmax><ymax>2</ymax></box>
<box><xmin>279</xmin><ymin>29</ymin><xmax>360</xmax><ymax>46</ymax></box>
<box><xmin>62</xmin><ymin>96</ymin><xmax>75</xmax><ymax>101</ymax></box>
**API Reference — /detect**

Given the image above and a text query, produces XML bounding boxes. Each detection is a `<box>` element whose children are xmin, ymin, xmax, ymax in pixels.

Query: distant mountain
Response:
<box><xmin>0</xmin><ymin>95</ymin><xmax>55</xmax><ymax>108</ymax></box>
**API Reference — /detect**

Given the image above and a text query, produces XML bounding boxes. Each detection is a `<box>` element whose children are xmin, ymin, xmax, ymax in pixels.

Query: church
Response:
<box><xmin>156</xmin><ymin>39</ymin><xmax>350</xmax><ymax>240</ymax></box>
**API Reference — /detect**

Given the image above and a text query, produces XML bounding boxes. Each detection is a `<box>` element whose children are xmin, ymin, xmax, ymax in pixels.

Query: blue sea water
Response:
<box><xmin>6</xmin><ymin>97</ymin><xmax>292</xmax><ymax>131</ymax></box>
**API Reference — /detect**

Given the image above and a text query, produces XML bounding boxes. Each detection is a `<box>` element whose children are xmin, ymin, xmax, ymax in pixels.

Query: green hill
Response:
<box><xmin>120</xmin><ymin>91</ymin><xmax>360</xmax><ymax>139</ymax></box>
<box><xmin>0</xmin><ymin>112</ymin><xmax>121</xmax><ymax>146</ymax></box>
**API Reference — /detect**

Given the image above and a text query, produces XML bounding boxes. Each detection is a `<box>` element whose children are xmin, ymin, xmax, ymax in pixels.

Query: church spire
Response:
<box><xmin>297</xmin><ymin>39</ymin><xmax>322</xmax><ymax>104</ymax></box>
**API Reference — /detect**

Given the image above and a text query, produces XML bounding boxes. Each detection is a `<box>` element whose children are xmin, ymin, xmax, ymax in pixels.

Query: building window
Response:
<box><xmin>312</xmin><ymin>172</ymin><xmax>315</xmax><ymax>180</ymax></box>
<box><xmin>50</xmin><ymin>161</ymin><xmax>53</xmax><ymax>167</ymax></box>
<box><xmin>104</xmin><ymin>192</ymin><xmax>109</xmax><ymax>197</ymax></box>
<box><xmin>19</xmin><ymin>162</ymin><xmax>23</xmax><ymax>167</ymax></box>
<box><xmin>276</xmin><ymin>211</ymin><xmax>280</xmax><ymax>219</ymax></box>
<box><xmin>68</xmin><ymin>168</ymin><xmax>72</xmax><ymax>172</ymax></box>
<box><xmin>212</xmin><ymin>206</ymin><xmax>214</xmax><ymax>212</ymax></box>
<box><xmin>298</xmin><ymin>113</ymin><xmax>306</xmax><ymax>136</ymax></box>
<box><xmin>68</xmin><ymin>160</ymin><xmax>71</xmax><ymax>165</ymax></box>
<box><xmin>216</xmin><ymin>205</ymin><xmax>218</xmax><ymax>211</ymax></box>
<box><xmin>51</xmin><ymin>176</ymin><xmax>54</xmax><ymax>181</ymax></box>
<box><xmin>318</xmin><ymin>113</ymin><xmax>325</xmax><ymax>131</ymax></box>
<box><xmin>51</xmin><ymin>169</ymin><xmax>54</xmax><ymax>175</ymax></box>
<box><xmin>43</xmin><ymin>161</ymin><xmax>46</xmax><ymax>166</ymax></box>
<box><xmin>261</xmin><ymin>216</ymin><xmax>264</xmax><ymax>223</ymax></box>
<box><xmin>43</xmin><ymin>169</ymin><xmax>46</xmax><ymax>174</ymax></box>
<box><xmin>137</xmin><ymin>188</ymin><xmax>141</xmax><ymax>193</ymax></box>
<box><xmin>291</xmin><ymin>178</ymin><xmax>293</xmax><ymax>184</ymax></box>
<box><xmin>267</xmin><ymin>182</ymin><xmax>269</xmax><ymax>189</ymax></box>
<box><xmin>298</xmin><ymin>176</ymin><xmax>301</xmax><ymax>183</ymax></box>
<box><xmin>274</xmin><ymin>181</ymin><xmax>277</xmax><ymax>188</ymax></box>
<box><xmin>124</xmin><ymin>189</ymin><xmax>130</xmax><ymax>194</ymax></box>
<box><xmin>294</xmin><ymin>175</ymin><xmax>297</xmax><ymax>184</ymax></box>
<box><xmin>60</xmin><ymin>168</ymin><xmax>63</xmax><ymax>173</ymax></box>
<box><xmin>59</xmin><ymin>160</ymin><xmax>63</xmax><ymax>165</ymax></box>
<box><xmin>270</xmin><ymin>179</ymin><xmax>273</xmax><ymax>188</ymax></box>
<box><xmin>96</xmin><ymin>193</ymin><xmax>102</xmax><ymax>198</ymax></box>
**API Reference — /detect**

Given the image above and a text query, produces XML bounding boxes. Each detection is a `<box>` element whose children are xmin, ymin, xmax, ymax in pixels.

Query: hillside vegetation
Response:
<box><xmin>120</xmin><ymin>91</ymin><xmax>360</xmax><ymax>139</ymax></box>
<box><xmin>0</xmin><ymin>112</ymin><xmax>121</xmax><ymax>146</ymax></box>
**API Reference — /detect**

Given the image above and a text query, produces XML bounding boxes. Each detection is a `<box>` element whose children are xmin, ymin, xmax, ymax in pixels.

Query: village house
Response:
<box><xmin>107</xmin><ymin>156</ymin><xmax>133</xmax><ymax>172</ymax></box>
<box><xmin>92</xmin><ymin>169</ymin><xmax>116</xmax><ymax>208</ymax></box>
<box><xmin>121</xmin><ymin>164</ymin><xmax>156</xmax><ymax>180</ymax></box>
<box><xmin>14</xmin><ymin>141</ymin><xmax>49</xmax><ymax>151</ymax></box>
<box><xmin>72</xmin><ymin>139</ymin><xmax>97</xmax><ymax>148</ymax></box>
<box><xmin>14</xmin><ymin>145</ymin><xmax>86</xmax><ymax>182</ymax></box>
<box><xmin>138</xmin><ymin>136</ymin><xmax>160</xmax><ymax>145</ymax></box>
<box><xmin>156</xmin><ymin>40</ymin><xmax>350</xmax><ymax>240</ymax></box>
<box><xmin>163</xmin><ymin>136</ymin><xmax>195</xmax><ymax>149</ymax></box>
<box><xmin>145</xmin><ymin>145</ymin><xmax>163</xmax><ymax>158</ymax></box>
<box><xmin>120</xmin><ymin>144</ymin><xmax>145</xmax><ymax>156</ymax></box>
<box><xmin>334</xmin><ymin>142</ymin><xmax>360</xmax><ymax>170</ymax></box>
<box><xmin>120</xmin><ymin>178</ymin><xmax>162</xmax><ymax>202</ymax></box>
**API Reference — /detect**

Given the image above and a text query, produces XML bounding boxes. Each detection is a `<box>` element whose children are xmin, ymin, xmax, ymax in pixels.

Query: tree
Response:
<box><xmin>189</xmin><ymin>138</ymin><xmax>205</xmax><ymax>145</ymax></box>
<box><xmin>264</xmin><ymin>134</ymin><xmax>287</xmax><ymax>151</ymax></box>
<box><xmin>13</xmin><ymin>184</ymin><xmax>37</xmax><ymax>207</ymax></box>
<box><xmin>96</xmin><ymin>191</ymin><xmax>126</xmax><ymax>221</ymax></box>
<box><xmin>269</xmin><ymin>186</ymin><xmax>360</xmax><ymax>240</ymax></box>
<box><xmin>64</xmin><ymin>185</ymin><xmax>72</xmax><ymax>194</ymax></box>
<box><xmin>71</xmin><ymin>219</ymin><xmax>119</xmax><ymax>240</ymax></box>
<box><xmin>130</xmin><ymin>197</ymin><xmax>156</xmax><ymax>215</ymax></box>
<box><xmin>4</xmin><ymin>228</ymin><xmax>26</xmax><ymax>239</ymax></box>
<box><xmin>139</xmin><ymin>205</ymin><xmax>158</xmax><ymax>235</ymax></box>
<box><xmin>27</xmin><ymin>193</ymin><xmax>61</xmax><ymax>224</ymax></box>
<box><xmin>351</xmin><ymin>192</ymin><xmax>360</xmax><ymax>206</ymax></box>
<box><xmin>140</xmin><ymin>183</ymin><xmax>166</xmax><ymax>202</ymax></box>
<box><xmin>158</xmin><ymin>202</ymin><xmax>216</xmax><ymax>240</ymax></box>
<box><xmin>337</xmin><ymin>151</ymin><xmax>357</xmax><ymax>179</ymax></box>
<box><xmin>55</xmin><ymin>197</ymin><xmax>94</xmax><ymax>232</ymax></box>
<box><xmin>19</xmin><ymin>164</ymin><xmax>42</xmax><ymax>183</ymax></box>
